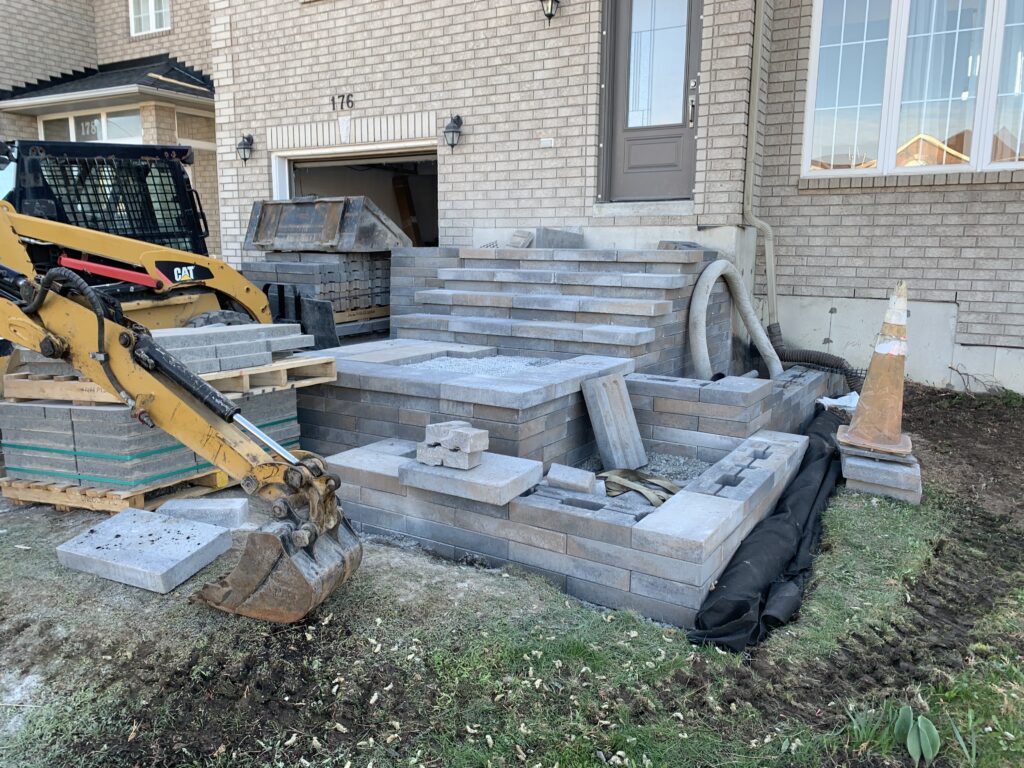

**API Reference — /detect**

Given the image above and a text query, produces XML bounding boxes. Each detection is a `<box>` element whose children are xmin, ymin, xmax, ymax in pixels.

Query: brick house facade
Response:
<box><xmin>1</xmin><ymin>0</ymin><xmax>1022</xmax><ymax>390</ymax></box>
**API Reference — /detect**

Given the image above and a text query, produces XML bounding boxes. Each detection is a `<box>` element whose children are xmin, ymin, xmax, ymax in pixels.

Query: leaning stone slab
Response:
<box><xmin>545</xmin><ymin>463</ymin><xmax>598</xmax><ymax>494</ymax></box>
<box><xmin>582</xmin><ymin>373</ymin><xmax>647</xmax><ymax>471</ymax></box>
<box><xmin>399</xmin><ymin>453</ymin><xmax>543</xmax><ymax>506</ymax></box>
<box><xmin>56</xmin><ymin>509</ymin><xmax>231</xmax><ymax>593</ymax></box>
<box><xmin>157</xmin><ymin>498</ymin><xmax>254</xmax><ymax>530</ymax></box>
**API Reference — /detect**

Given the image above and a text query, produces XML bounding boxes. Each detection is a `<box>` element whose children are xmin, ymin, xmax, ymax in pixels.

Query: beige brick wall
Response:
<box><xmin>210</xmin><ymin>0</ymin><xmax>756</xmax><ymax>263</ymax></box>
<box><xmin>94</xmin><ymin>0</ymin><xmax>212</xmax><ymax>73</ymax></box>
<box><xmin>759</xmin><ymin>0</ymin><xmax>1024</xmax><ymax>350</ymax></box>
<box><xmin>0</xmin><ymin>0</ymin><xmax>96</xmax><ymax>91</ymax></box>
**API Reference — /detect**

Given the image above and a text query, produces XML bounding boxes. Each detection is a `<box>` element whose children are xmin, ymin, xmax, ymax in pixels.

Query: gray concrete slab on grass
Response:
<box><xmin>582</xmin><ymin>373</ymin><xmax>647</xmax><ymax>471</ymax></box>
<box><xmin>157</xmin><ymin>498</ymin><xmax>255</xmax><ymax>530</ymax></box>
<box><xmin>846</xmin><ymin>478</ymin><xmax>923</xmax><ymax>505</ymax></box>
<box><xmin>56</xmin><ymin>508</ymin><xmax>231</xmax><ymax>593</ymax></box>
<box><xmin>840</xmin><ymin>454</ymin><xmax>922</xmax><ymax>492</ymax></box>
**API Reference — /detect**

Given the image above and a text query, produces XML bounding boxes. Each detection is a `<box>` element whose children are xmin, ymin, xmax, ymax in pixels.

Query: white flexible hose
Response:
<box><xmin>689</xmin><ymin>259</ymin><xmax>784</xmax><ymax>380</ymax></box>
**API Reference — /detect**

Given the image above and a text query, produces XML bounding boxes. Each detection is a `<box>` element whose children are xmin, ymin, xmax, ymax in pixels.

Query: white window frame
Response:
<box><xmin>38</xmin><ymin>108</ymin><xmax>144</xmax><ymax>145</ymax></box>
<box><xmin>129</xmin><ymin>0</ymin><xmax>171</xmax><ymax>37</ymax></box>
<box><xmin>802</xmin><ymin>0</ymin><xmax>1021</xmax><ymax>178</ymax></box>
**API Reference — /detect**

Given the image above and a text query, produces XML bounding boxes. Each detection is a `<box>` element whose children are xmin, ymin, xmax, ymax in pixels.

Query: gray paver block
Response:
<box><xmin>157</xmin><ymin>498</ymin><xmax>254</xmax><ymax>530</ymax></box>
<box><xmin>416</xmin><ymin>443</ymin><xmax>483</xmax><ymax>470</ymax></box>
<box><xmin>698</xmin><ymin>377</ymin><xmax>772</xmax><ymax>406</ymax></box>
<box><xmin>56</xmin><ymin>509</ymin><xmax>231</xmax><ymax>593</ymax></box>
<box><xmin>399</xmin><ymin>452</ymin><xmax>543</xmax><ymax>506</ymax></box>
<box><xmin>545</xmin><ymin>463</ymin><xmax>597</xmax><ymax>494</ymax></box>
<box><xmin>440</xmin><ymin>426</ymin><xmax>489</xmax><ymax>453</ymax></box>
<box><xmin>631</xmin><ymin>490</ymin><xmax>745</xmax><ymax>563</ymax></box>
<box><xmin>841</xmin><ymin>455</ymin><xmax>922</xmax><ymax>492</ymax></box>
<box><xmin>582</xmin><ymin>374</ymin><xmax>647</xmax><ymax>471</ymax></box>
<box><xmin>846</xmin><ymin>478</ymin><xmax>923</xmax><ymax>505</ymax></box>
<box><xmin>424</xmin><ymin>420</ymin><xmax>472</xmax><ymax>444</ymax></box>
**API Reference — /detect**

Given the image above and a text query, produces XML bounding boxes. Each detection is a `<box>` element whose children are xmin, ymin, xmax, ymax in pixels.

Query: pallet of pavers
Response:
<box><xmin>0</xmin><ymin>324</ymin><xmax>318</xmax><ymax>512</ymax></box>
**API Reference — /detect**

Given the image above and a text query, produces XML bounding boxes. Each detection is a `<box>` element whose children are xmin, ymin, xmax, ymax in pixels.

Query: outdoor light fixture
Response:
<box><xmin>442</xmin><ymin>115</ymin><xmax>463</xmax><ymax>152</ymax></box>
<box><xmin>236</xmin><ymin>134</ymin><xmax>255</xmax><ymax>164</ymax></box>
<box><xmin>539</xmin><ymin>0</ymin><xmax>560</xmax><ymax>24</ymax></box>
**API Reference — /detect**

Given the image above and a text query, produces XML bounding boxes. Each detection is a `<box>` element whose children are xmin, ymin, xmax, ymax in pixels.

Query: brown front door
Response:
<box><xmin>605</xmin><ymin>0</ymin><xmax>702</xmax><ymax>201</ymax></box>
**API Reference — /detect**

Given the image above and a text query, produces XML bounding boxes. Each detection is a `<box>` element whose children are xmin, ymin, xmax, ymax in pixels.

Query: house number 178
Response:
<box><xmin>331</xmin><ymin>94</ymin><xmax>355</xmax><ymax>111</ymax></box>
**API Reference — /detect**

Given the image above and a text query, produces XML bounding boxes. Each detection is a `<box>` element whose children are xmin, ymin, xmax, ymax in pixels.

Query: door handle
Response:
<box><xmin>688</xmin><ymin>95</ymin><xmax>697</xmax><ymax>128</ymax></box>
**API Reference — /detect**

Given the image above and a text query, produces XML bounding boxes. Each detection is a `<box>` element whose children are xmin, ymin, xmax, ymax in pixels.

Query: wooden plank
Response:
<box><xmin>2</xmin><ymin>374</ymin><xmax>120</xmax><ymax>404</ymax></box>
<box><xmin>334</xmin><ymin>306</ymin><xmax>389</xmax><ymax>324</ymax></box>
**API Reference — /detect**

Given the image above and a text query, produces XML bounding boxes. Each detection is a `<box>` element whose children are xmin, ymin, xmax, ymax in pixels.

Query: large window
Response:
<box><xmin>130</xmin><ymin>0</ymin><xmax>170</xmax><ymax>36</ymax></box>
<box><xmin>804</xmin><ymin>0</ymin><xmax>1024</xmax><ymax>175</ymax></box>
<box><xmin>39</xmin><ymin>110</ymin><xmax>143</xmax><ymax>144</ymax></box>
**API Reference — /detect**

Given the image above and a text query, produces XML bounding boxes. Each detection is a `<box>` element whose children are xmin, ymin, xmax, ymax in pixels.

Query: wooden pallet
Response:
<box><xmin>334</xmin><ymin>305</ymin><xmax>389</xmax><ymax>324</ymax></box>
<box><xmin>2</xmin><ymin>356</ymin><xmax>336</xmax><ymax>404</ymax></box>
<box><xmin>0</xmin><ymin>468</ymin><xmax>233</xmax><ymax>513</ymax></box>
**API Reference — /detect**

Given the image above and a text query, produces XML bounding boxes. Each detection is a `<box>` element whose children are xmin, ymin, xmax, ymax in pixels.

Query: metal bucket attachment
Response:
<box><xmin>193</xmin><ymin>518</ymin><xmax>363</xmax><ymax>623</ymax></box>
<box><xmin>243</xmin><ymin>196</ymin><xmax>412</xmax><ymax>253</ymax></box>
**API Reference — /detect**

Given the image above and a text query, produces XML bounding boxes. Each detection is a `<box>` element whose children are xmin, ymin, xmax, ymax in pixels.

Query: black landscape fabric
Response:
<box><xmin>688</xmin><ymin>408</ymin><xmax>844</xmax><ymax>651</ymax></box>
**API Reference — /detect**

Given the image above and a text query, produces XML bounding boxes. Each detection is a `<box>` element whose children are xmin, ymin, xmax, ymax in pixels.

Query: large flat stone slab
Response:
<box><xmin>582</xmin><ymin>373</ymin><xmax>647</xmax><ymax>470</ymax></box>
<box><xmin>56</xmin><ymin>509</ymin><xmax>231</xmax><ymax>593</ymax></box>
<box><xmin>399</xmin><ymin>452</ymin><xmax>543</xmax><ymax>506</ymax></box>
<box><xmin>157</xmin><ymin>498</ymin><xmax>254</xmax><ymax>530</ymax></box>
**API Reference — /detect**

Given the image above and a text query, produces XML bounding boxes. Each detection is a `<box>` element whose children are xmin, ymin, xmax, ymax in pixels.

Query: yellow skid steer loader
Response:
<box><xmin>0</xmin><ymin>199</ymin><xmax>361</xmax><ymax>622</ymax></box>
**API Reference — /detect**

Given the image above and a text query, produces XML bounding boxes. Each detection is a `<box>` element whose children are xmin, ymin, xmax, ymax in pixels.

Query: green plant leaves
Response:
<box><xmin>918</xmin><ymin>715</ymin><xmax>941</xmax><ymax>764</ymax></box>
<box><xmin>907</xmin><ymin>722</ymin><xmax>922</xmax><ymax>766</ymax></box>
<box><xmin>894</xmin><ymin>705</ymin><xmax>914</xmax><ymax>743</ymax></box>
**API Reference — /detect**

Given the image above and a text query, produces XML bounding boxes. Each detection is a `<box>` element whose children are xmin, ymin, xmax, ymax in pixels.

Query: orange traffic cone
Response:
<box><xmin>837</xmin><ymin>281</ymin><xmax>913</xmax><ymax>455</ymax></box>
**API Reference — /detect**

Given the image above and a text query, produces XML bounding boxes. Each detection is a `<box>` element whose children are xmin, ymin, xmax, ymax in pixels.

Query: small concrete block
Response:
<box><xmin>56</xmin><ymin>509</ymin><xmax>231</xmax><ymax>593</ymax></box>
<box><xmin>698</xmin><ymin>377</ymin><xmax>772</xmax><ymax>406</ymax></box>
<box><xmin>546</xmin><ymin>463</ymin><xmax>597</xmax><ymax>494</ymax></box>
<box><xmin>157</xmin><ymin>497</ymin><xmax>253</xmax><ymax>530</ymax></box>
<box><xmin>416</xmin><ymin>443</ymin><xmax>445</xmax><ymax>466</ymax></box>
<box><xmin>440</xmin><ymin>426</ymin><xmax>489</xmax><ymax>453</ymax></box>
<box><xmin>847</xmin><ymin>478</ymin><xmax>923</xmax><ymax>505</ymax></box>
<box><xmin>841</xmin><ymin>455</ymin><xmax>922</xmax><ymax>492</ymax></box>
<box><xmin>399</xmin><ymin>452</ymin><xmax>543</xmax><ymax>506</ymax></box>
<box><xmin>631</xmin><ymin>491</ymin><xmax>745</xmax><ymax>563</ymax></box>
<box><xmin>424</xmin><ymin>420</ymin><xmax>472</xmax><ymax>444</ymax></box>
<box><xmin>416</xmin><ymin>443</ymin><xmax>483</xmax><ymax>470</ymax></box>
<box><xmin>582</xmin><ymin>374</ymin><xmax>647</xmax><ymax>471</ymax></box>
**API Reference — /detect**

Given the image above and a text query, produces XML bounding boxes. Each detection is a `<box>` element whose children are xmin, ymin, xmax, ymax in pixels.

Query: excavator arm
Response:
<box><xmin>0</xmin><ymin>201</ymin><xmax>361</xmax><ymax>622</ymax></box>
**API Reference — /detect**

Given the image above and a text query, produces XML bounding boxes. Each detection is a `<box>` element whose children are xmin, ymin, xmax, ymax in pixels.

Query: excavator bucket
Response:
<box><xmin>193</xmin><ymin>518</ymin><xmax>362</xmax><ymax>623</ymax></box>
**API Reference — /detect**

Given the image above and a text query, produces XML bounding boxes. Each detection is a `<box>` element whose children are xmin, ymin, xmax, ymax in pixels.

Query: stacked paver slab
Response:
<box><xmin>0</xmin><ymin>390</ymin><xmax>300</xmax><ymax>490</ymax></box>
<box><xmin>389</xmin><ymin>246</ymin><xmax>732</xmax><ymax>377</ymax></box>
<box><xmin>840</xmin><ymin>449</ymin><xmax>923</xmax><ymax>505</ymax></box>
<box><xmin>327</xmin><ymin>429</ymin><xmax>807</xmax><ymax>628</ymax></box>
<box><xmin>150</xmin><ymin>323</ymin><xmax>314</xmax><ymax>374</ymax></box>
<box><xmin>297</xmin><ymin>339</ymin><xmax>635</xmax><ymax>468</ymax></box>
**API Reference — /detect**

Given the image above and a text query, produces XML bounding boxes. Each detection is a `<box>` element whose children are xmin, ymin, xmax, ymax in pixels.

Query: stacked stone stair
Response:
<box><xmin>391</xmin><ymin>246</ymin><xmax>732</xmax><ymax>376</ymax></box>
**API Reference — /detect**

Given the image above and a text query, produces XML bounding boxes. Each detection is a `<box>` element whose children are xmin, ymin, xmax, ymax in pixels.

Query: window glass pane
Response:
<box><xmin>154</xmin><ymin>0</ymin><xmax>170</xmax><ymax>29</ymax></box>
<box><xmin>132</xmin><ymin>0</ymin><xmax>150</xmax><ymax>34</ymax></box>
<box><xmin>896</xmin><ymin>0</ymin><xmax>985</xmax><ymax>168</ymax></box>
<box><xmin>992</xmin><ymin>7</ymin><xmax>1024</xmax><ymax>163</ymax></box>
<box><xmin>627</xmin><ymin>0</ymin><xmax>688</xmax><ymax>127</ymax></box>
<box><xmin>74</xmin><ymin>114</ymin><xmax>103</xmax><ymax>141</ymax></box>
<box><xmin>0</xmin><ymin>161</ymin><xmax>15</xmax><ymax>202</ymax></box>
<box><xmin>808</xmin><ymin>0</ymin><xmax>890</xmax><ymax>171</ymax></box>
<box><xmin>106</xmin><ymin>110</ymin><xmax>142</xmax><ymax>141</ymax></box>
<box><xmin>42</xmin><ymin>118</ymin><xmax>71</xmax><ymax>141</ymax></box>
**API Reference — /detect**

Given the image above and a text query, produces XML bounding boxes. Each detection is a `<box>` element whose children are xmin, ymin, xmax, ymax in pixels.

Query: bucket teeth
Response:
<box><xmin>193</xmin><ymin>519</ymin><xmax>362</xmax><ymax>623</ymax></box>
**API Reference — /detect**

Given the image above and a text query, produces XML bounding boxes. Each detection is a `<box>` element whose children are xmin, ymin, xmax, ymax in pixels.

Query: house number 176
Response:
<box><xmin>331</xmin><ymin>94</ymin><xmax>355</xmax><ymax>111</ymax></box>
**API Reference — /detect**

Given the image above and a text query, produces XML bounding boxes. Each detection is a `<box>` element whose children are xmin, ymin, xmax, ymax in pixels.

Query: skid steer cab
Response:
<box><xmin>0</xmin><ymin>140</ymin><xmax>270</xmax><ymax>329</ymax></box>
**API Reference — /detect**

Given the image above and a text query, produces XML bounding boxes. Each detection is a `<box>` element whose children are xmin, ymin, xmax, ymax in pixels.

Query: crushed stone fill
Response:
<box><xmin>401</xmin><ymin>355</ymin><xmax>556</xmax><ymax>376</ymax></box>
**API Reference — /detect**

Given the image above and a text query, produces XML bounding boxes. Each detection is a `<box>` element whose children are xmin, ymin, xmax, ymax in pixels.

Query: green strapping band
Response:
<box><xmin>6</xmin><ymin>440</ymin><xmax>300</xmax><ymax>487</ymax></box>
<box><xmin>2</xmin><ymin>417</ymin><xmax>298</xmax><ymax>460</ymax></box>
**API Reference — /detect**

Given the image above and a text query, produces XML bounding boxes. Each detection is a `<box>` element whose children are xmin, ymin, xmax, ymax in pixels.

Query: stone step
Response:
<box><xmin>436</xmin><ymin>268</ymin><xmax>692</xmax><ymax>290</ymax></box>
<box><xmin>391</xmin><ymin>314</ymin><xmax>656</xmax><ymax>346</ymax></box>
<box><xmin>414</xmin><ymin>290</ymin><xmax>673</xmax><ymax>317</ymax></box>
<box><xmin>459</xmin><ymin>247</ymin><xmax>706</xmax><ymax>264</ymax></box>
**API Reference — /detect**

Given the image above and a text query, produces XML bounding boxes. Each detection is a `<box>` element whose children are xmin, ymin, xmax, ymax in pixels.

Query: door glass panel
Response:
<box><xmin>627</xmin><ymin>0</ymin><xmax>688</xmax><ymax>127</ymax></box>
<box><xmin>808</xmin><ymin>0</ymin><xmax>891</xmax><ymax>171</ymax></box>
<box><xmin>41</xmin><ymin>118</ymin><xmax>71</xmax><ymax>141</ymax></box>
<box><xmin>991</xmin><ymin>4</ymin><xmax>1024</xmax><ymax>163</ymax></box>
<box><xmin>74</xmin><ymin>114</ymin><xmax>103</xmax><ymax>142</ymax></box>
<box><xmin>896</xmin><ymin>0</ymin><xmax>985</xmax><ymax>167</ymax></box>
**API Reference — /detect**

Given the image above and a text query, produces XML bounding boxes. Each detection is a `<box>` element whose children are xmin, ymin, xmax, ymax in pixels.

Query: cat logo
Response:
<box><xmin>173</xmin><ymin>265</ymin><xmax>196</xmax><ymax>282</ymax></box>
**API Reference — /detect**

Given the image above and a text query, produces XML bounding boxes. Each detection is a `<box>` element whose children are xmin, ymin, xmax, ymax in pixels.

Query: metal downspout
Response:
<box><xmin>743</xmin><ymin>0</ymin><xmax>779</xmax><ymax>327</ymax></box>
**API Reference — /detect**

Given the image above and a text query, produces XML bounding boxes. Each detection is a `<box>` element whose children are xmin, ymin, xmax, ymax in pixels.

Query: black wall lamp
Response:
<box><xmin>236</xmin><ymin>134</ymin><xmax>255</xmax><ymax>164</ymax></box>
<box><xmin>442</xmin><ymin>115</ymin><xmax>463</xmax><ymax>152</ymax></box>
<box><xmin>539</xmin><ymin>0</ymin><xmax>560</xmax><ymax>25</ymax></box>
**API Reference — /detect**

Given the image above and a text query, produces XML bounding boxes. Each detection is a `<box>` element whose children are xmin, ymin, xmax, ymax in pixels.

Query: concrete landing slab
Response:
<box><xmin>56</xmin><ymin>509</ymin><xmax>231</xmax><ymax>593</ymax></box>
